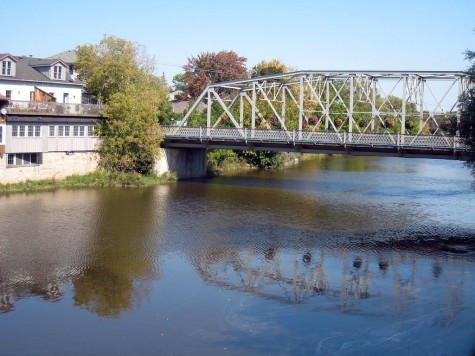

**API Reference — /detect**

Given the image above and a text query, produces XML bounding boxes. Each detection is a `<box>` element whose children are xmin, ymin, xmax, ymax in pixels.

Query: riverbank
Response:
<box><xmin>0</xmin><ymin>171</ymin><xmax>176</xmax><ymax>194</ymax></box>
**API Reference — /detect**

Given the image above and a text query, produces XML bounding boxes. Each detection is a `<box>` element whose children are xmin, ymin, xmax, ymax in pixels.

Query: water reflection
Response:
<box><xmin>0</xmin><ymin>186</ymin><xmax>171</xmax><ymax>316</ymax></box>
<box><xmin>0</xmin><ymin>156</ymin><xmax>474</xmax><ymax>354</ymax></box>
<box><xmin>188</xmin><ymin>239</ymin><xmax>471</xmax><ymax>321</ymax></box>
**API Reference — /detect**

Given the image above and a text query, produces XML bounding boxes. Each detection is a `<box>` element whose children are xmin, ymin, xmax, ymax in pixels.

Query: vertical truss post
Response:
<box><xmin>325</xmin><ymin>80</ymin><xmax>330</xmax><ymax>130</ymax></box>
<box><xmin>349</xmin><ymin>76</ymin><xmax>354</xmax><ymax>136</ymax></box>
<box><xmin>281</xmin><ymin>86</ymin><xmax>286</xmax><ymax>123</ymax></box>
<box><xmin>299</xmin><ymin>76</ymin><xmax>304</xmax><ymax>138</ymax></box>
<box><xmin>418</xmin><ymin>78</ymin><xmax>425</xmax><ymax>134</ymax></box>
<box><xmin>240</xmin><ymin>93</ymin><xmax>244</xmax><ymax>128</ymax></box>
<box><xmin>401</xmin><ymin>76</ymin><xmax>407</xmax><ymax>138</ymax></box>
<box><xmin>251</xmin><ymin>82</ymin><xmax>256</xmax><ymax>138</ymax></box>
<box><xmin>371</xmin><ymin>79</ymin><xmax>376</xmax><ymax>132</ymax></box>
<box><xmin>207</xmin><ymin>89</ymin><xmax>211</xmax><ymax>135</ymax></box>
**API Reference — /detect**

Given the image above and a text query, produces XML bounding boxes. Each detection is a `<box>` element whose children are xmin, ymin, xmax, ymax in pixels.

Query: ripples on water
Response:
<box><xmin>0</xmin><ymin>156</ymin><xmax>474</xmax><ymax>354</ymax></box>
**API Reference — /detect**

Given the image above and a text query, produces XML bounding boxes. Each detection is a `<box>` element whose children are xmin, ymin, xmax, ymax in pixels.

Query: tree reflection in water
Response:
<box><xmin>71</xmin><ymin>187</ymin><xmax>166</xmax><ymax>317</ymax></box>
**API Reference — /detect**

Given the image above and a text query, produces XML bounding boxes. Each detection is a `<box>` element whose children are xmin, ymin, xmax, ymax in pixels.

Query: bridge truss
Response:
<box><xmin>164</xmin><ymin>71</ymin><xmax>472</xmax><ymax>159</ymax></box>
<box><xmin>178</xmin><ymin>70</ymin><xmax>471</xmax><ymax>134</ymax></box>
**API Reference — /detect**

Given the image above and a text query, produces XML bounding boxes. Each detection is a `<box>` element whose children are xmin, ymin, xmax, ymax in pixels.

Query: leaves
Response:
<box><xmin>76</xmin><ymin>36</ymin><xmax>168</xmax><ymax>174</ymax></box>
<box><xmin>182</xmin><ymin>50</ymin><xmax>248</xmax><ymax>98</ymax></box>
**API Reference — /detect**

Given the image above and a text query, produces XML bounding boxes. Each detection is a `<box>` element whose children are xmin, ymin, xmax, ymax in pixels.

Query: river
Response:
<box><xmin>0</xmin><ymin>155</ymin><xmax>474</xmax><ymax>355</ymax></box>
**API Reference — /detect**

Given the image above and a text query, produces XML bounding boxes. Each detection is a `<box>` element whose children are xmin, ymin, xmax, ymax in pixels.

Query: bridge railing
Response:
<box><xmin>160</xmin><ymin>126</ymin><xmax>467</xmax><ymax>149</ymax></box>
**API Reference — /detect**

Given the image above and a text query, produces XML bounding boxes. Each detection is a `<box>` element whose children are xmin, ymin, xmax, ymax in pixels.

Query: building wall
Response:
<box><xmin>0</xmin><ymin>151</ymin><xmax>99</xmax><ymax>183</ymax></box>
<box><xmin>0</xmin><ymin>80</ymin><xmax>83</xmax><ymax>104</ymax></box>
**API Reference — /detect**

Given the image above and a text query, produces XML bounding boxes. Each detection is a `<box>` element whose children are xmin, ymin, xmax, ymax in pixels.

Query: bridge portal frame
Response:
<box><xmin>177</xmin><ymin>70</ymin><xmax>472</xmax><ymax>139</ymax></box>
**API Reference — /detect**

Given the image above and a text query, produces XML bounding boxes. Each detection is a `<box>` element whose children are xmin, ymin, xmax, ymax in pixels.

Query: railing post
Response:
<box><xmin>397</xmin><ymin>134</ymin><xmax>400</xmax><ymax>146</ymax></box>
<box><xmin>343</xmin><ymin>131</ymin><xmax>346</xmax><ymax>144</ymax></box>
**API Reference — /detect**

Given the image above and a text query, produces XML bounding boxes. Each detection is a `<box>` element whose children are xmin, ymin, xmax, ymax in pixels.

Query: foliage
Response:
<box><xmin>75</xmin><ymin>35</ymin><xmax>157</xmax><ymax>104</ymax></box>
<box><xmin>172</xmin><ymin>73</ymin><xmax>187</xmax><ymax>93</ymax></box>
<box><xmin>99</xmin><ymin>81</ymin><xmax>166</xmax><ymax>174</ymax></box>
<box><xmin>76</xmin><ymin>36</ymin><xmax>170</xmax><ymax>174</ymax></box>
<box><xmin>250</xmin><ymin>58</ymin><xmax>290</xmax><ymax>78</ymax></box>
<box><xmin>238</xmin><ymin>150</ymin><xmax>284</xmax><ymax>169</ymax></box>
<box><xmin>0</xmin><ymin>171</ymin><xmax>176</xmax><ymax>194</ymax></box>
<box><xmin>207</xmin><ymin>149</ymin><xmax>239</xmax><ymax>173</ymax></box>
<box><xmin>459</xmin><ymin>48</ymin><xmax>475</xmax><ymax>166</ymax></box>
<box><xmin>182</xmin><ymin>50</ymin><xmax>248</xmax><ymax>98</ymax></box>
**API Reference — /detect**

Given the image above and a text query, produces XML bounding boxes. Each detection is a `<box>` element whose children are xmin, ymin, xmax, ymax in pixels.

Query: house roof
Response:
<box><xmin>0</xmin><ymin>53</ymin><xmax>82</xmax><ymax>86</ymax></box>
<box><xmin>47</xmin><ymin>50</ymin><xmax>77</xmax><ymax>64</ymax></box>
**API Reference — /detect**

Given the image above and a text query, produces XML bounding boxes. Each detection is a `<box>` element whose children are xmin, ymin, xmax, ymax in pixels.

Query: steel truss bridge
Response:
<box><xmin>162</xmin><ymin>71</ymin><xmax>473</xmax><ymax>159</ymax></box>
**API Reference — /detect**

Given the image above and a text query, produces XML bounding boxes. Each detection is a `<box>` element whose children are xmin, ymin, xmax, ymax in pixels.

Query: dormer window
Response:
<box><xmin>2</xmin><ymin>60</ymin><xmax>11</xmax><ymax>75</ymax></box>
<box><xmin>0</xmin><ymin>55</ymin><xmax>15</xmax><ymax>77</ymax></box>
<box><xmin>53</xmin><ymin>65</ymin><xmax>63</xmax><ymax>80</ymax></box>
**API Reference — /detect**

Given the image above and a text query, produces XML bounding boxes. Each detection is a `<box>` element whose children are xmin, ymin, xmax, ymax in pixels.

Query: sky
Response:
<box><xmin>4</xmin><ymin>0</ymin><xmax>475</xmax><ymax>85</ymax></box>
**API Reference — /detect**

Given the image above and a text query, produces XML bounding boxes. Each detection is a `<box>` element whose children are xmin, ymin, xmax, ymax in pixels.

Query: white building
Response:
<box><xmin>0</xmin><ymin>53</ymin><xmax>84</xmax><ymax>104</ymax></box>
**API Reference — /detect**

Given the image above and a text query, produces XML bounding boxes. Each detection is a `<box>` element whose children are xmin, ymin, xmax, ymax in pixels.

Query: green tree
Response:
<box><xmin>459</xmin><ymin>47</ymin><xmax>475</xmax><ymax>173</ymax></box>
<box><xmin>75</xmin><ymin>35</ymin><xmax>156</xmax><ymax>104</ymax></box>
<box><xmin>100</xmin><ymin>80</ymin><xmax>166</xmax><ymax>174</ymax></box>
<box><xmin>76</xmin><ymin>35</ymin><xmax>169</xmax><ymax>174</ymax></box>
<box><xmin>250</xmin><ymin>58</ymin><xmax>290</xmax><ymax>78</ymax></box>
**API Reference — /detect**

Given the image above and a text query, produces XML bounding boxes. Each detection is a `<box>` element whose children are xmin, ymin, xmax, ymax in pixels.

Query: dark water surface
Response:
<box><xmin>1</xmin><ymin>156</ymin><xmax>474</xmax><ymax>355</ymax></box>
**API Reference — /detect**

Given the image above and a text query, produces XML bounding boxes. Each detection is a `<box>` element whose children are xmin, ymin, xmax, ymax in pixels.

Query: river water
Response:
<box><xmin>0</xmin><ymin>155</ymin><xmax>474</xmax><ymax>355</ymax></box>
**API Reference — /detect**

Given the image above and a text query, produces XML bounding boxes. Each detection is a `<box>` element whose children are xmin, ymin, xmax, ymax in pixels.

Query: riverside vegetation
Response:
<box><xmin>0</xmin><ymin>171</ymin><xmax>176</xmax><ymax>194</ymax></box>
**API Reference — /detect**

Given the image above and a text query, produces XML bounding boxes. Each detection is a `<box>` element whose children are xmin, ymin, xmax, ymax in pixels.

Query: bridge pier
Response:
<box><xmin>155</xmin><ymin>148</ymin><xmax>207</xmax><ymax>180</ymax></box>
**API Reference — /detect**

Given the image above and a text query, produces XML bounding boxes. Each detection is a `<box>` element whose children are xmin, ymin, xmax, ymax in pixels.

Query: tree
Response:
<box><xmin>76</xmin><ymin>35</ymin><xmax>169</xmax><ymax>174</ymax></box>
<box><xmin>182</xmin><ymin>50</ymin><xmax>248</xmax><ymax>98</ymax></box>
<box><xmin>99</xmin><ymin>79</ymin><xmax>166</xmax><ymax>174</ymax></box>
<box><xmin>75</xmin><ymin>35</ymin><xmax>156</xmax><ymax>104</ymax></box>
<box><xmin>250</xmin><ymin>58</ymin><xmax>290</xmax><ymax>78</ymax></box>
<box><xmin>458</xmin><ymin>47</ymin><xmax>475</xmax><ymax>173</ymax></box>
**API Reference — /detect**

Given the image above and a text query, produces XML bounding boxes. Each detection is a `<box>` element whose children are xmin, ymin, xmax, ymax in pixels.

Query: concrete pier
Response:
<box><xmin>155</xmin><ymin>147</ymin><xmax>207</xmax><ymax>180</ymax></box>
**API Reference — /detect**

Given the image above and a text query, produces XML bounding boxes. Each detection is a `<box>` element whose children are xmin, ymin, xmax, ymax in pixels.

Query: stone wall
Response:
<box><xmin>0</xmin><ymin>151</ymin><xmax>99</xmax><ymax>183</ymax></box>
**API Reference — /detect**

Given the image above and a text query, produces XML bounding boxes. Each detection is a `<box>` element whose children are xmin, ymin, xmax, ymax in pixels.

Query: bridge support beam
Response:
<box><xmin>155</xmin><ymin>148</ymin><xmax>208</xmax><ymax>180</ymax></box>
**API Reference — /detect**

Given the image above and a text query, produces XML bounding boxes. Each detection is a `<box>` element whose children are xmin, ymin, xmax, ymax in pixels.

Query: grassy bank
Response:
<box><xmin>0</xmin><ymin>171</ymin><xmax>176</xmax><ymax>194</ymax></box>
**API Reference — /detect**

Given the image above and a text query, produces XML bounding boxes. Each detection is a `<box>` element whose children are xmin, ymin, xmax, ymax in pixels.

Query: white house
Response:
<box><xmin>0</xmin><ymin>53</ymin><xmax>84</xmax><ymax>104</ymax></box>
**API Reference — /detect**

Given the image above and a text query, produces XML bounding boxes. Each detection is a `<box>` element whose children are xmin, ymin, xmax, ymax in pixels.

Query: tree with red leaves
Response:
<box><xmin>180</xmin><ymin>50</ymin><xmax>248</xmax><ymax>99</ymax></box>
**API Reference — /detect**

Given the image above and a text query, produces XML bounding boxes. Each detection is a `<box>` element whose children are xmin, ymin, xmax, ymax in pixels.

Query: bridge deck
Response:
<box><xmin>161</xmin><ymin>126</ymin><xmax>470</xmax><ymax>160</ymax></box>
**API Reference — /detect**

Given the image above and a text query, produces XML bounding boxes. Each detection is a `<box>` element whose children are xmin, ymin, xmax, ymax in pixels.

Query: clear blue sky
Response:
<box><xmin>4</xmin><ymin>0</ymin><xmax>475</xmax><ymax>84</ymax></box>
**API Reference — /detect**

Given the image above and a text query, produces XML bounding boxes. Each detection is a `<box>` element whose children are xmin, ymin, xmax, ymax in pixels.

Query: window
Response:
<box><xmin>30</xmin><ymin>91</ymin><xmax>34</xmax><ymax>101</ymax></box>
<box><xmin>79</xmin><ymin>126</ymin><xmax>85</xmax><ymax>136</ymax></box>
<box><xmin>53</xmin><ymin>65</ymin><xmax>62</xmax><ymax>80</ymax></box>
<box><xmin>28</xmin><ymin>126</ymin><xmax>34</xmax><ymax>137</ymax></box>
<box><xmin>73</xmin><ymin>126</ymin><xmax>79</xmax><ymax>136</ymax></box>
<box><xmin>19</xmin><ymin>125</ymin><xmax>25</xmax><ymax>137</ymax></box>
<box><xmin>58</xmin><ymin>126</ymin><xmax>64</xmax><ymax>136</ymax></box>
<box><xmin>87</xmin><ymin>126</ymin><xmax>94</xmax><ymax>137</ymax></box>
<box><xmin>5</xmin><ymin>90</ymin><xmax>12</xmax><ymax>99</ymax></box>
<box><xmin>6</xmin><ymin>153</ymin><xmax>42</xmax><ymax>166</ymax></box>
<box><xmin>12</xmin><ymin>126</ymin><xmax>18</xmax><ymax>137</ymax></box>
<box><xmin>2</xmin><ymin>60</ymin><xmax>12</xmax><ymax>76</ymax></box>
<box><xmin>65</xmin><ymin>126</ymin><xmax>70</xmax><ymax>136</ymax></box>
<box><xmin>35</xmin><ymin>126</ymin><xmax>41</xmax><ymax>137</ymax></box>
<box><xmin>49</xmin><ymin>126</ymin><xmax>55</xmax><ymax>137</ymax></box>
